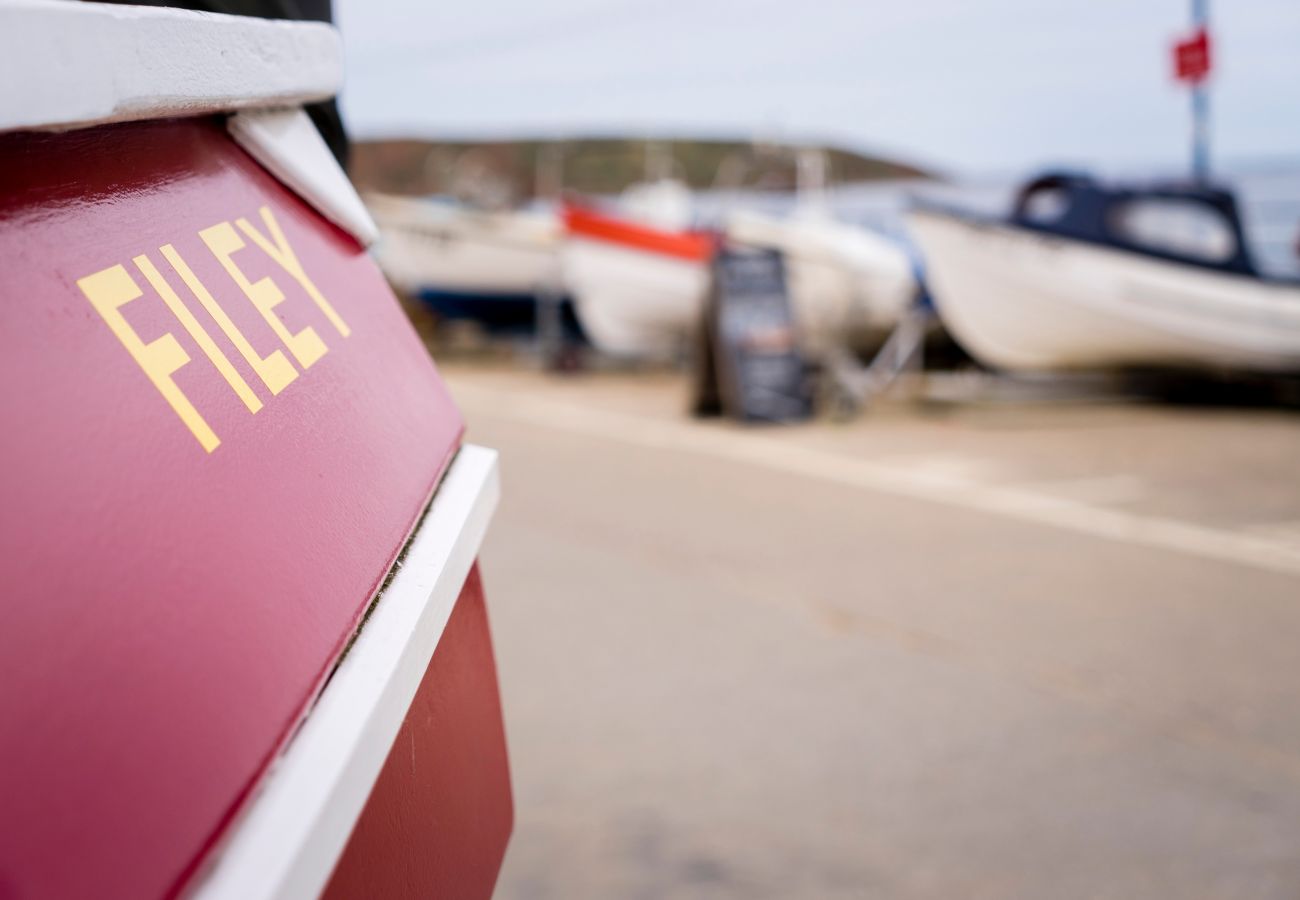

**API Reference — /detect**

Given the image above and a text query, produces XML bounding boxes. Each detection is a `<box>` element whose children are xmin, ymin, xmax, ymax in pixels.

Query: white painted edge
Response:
<box><xmin>229</xmin><ymin>109</ymin><xmax>379</xmax><ymax>247</ymax></box>
<box><xmin>190</xmin><ymin>444</ymin><xmax>501</xmax><ymax>900</ymax></box>
<box><xmin>0</xmin><ymin>0</ymin><xmax>342</xmax><ymax>134</ymax></box>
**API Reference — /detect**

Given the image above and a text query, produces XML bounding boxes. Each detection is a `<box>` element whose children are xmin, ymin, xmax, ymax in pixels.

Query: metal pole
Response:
<box><xmin>1191</xmin><ymin>0</ymin><xmax>1210</xmax><ymax>183</ymax></box>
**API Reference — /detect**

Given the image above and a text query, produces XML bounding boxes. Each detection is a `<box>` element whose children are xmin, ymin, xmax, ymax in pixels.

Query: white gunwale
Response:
<box><xmin>0</xmin><ymin>2</ymin><xmax>378</xmax><ymax>246</ymax></box>
<box><xmin>0</xmin><ymin>0</ymin><xmax>342</xmax><ymax>135</ymax></box>
<box><xmin>190</xmin><ymin>443</ymin><xmax>501</xmax><ymax>900</ymax></box>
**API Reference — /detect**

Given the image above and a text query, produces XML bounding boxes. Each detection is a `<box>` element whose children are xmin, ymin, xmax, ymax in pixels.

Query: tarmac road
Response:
<box><xmin>443</xmin><ymin>364</ymin><xmax>1300</xmax><ymax>900</ymax></box>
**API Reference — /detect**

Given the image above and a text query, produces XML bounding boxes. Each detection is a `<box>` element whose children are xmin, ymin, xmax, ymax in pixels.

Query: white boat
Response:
<box><xmin>367</xmin><ymin>192</ymin><xmax>563</xmax><ymax>329</ymax></box>
<box><xmin>909</xmin><ymin>172</ymin><xmax>1300</xmax><ymax>374</ymax></box>
<box><xmin>561</xmin><ymin>179</ymin><xmax>714</xmax><ymax>358</ymax></box>
<box><xmin>724</xmin><ymin>208</ymin><xmax>917</xmax><ymax>354</ymax></box>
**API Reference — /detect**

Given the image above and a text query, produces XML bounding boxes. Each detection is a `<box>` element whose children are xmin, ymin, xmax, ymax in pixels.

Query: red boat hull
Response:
<box><xmin>0</xmin><ymin>116</ymin><xmax>510</xmax><ymax>899</ymax></box>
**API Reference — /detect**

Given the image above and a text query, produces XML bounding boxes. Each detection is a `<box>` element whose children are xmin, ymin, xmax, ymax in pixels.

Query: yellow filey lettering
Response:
<box><xmin>237</xmin><ymin>206</ymin><xmax>351</xmax><ymax>338</ymax></box>
<box><xmin>163</xmin><ymin>241</ymin><xmax>298</xmax><ymax>396</ymax></box>
<box><xmin>202</xmin><ymin>220</ymin><xmax>327</xmax><ymax>371</ymax></box>
<box><xmin>134</xmin><ymin>253</ymin><xmax>264</xmax><ymax>415</ymax></box>
<box><xmin>78</xmin><ymin>264</ymin><xmax>220</xmax><ymax>452</ymax></box>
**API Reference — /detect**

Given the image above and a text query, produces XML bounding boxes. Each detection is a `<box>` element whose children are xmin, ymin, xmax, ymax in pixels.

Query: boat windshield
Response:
<box><xmin>1019</xmin><ymin>186</ymin><xmax>1072</xmax><ymax>225</ymax></box>
<box><xmin>1110</xmin><ymin>197</ymin><xmax>1238</xmax><ymax>264</ymax></box>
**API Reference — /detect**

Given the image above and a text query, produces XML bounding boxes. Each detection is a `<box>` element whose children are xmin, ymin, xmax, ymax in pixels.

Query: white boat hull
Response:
<box><xmin>909</xmin><ymin>208</ymin><xmax>1300</xmax><ymax>374</ymax></box>
<box><xmin>562</xmin><ymin>237</ymin><xmax>710</xmax><ymax>358</ymax></box>
<box><xmin>367</xmin><ymin>195</ymin><xmax>560</xmax><ymax>298</ymax></box>
<box><xmin>725</xmin><ymin>211</ymin><xmax>916</xmax><ymax>354</ymax></box>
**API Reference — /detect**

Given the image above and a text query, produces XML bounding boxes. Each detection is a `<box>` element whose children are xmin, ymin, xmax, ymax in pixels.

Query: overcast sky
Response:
<box><xmin>335</xmin><ymin>0</ymin><xmax>1300</xmax><ymax>176</ymax></box>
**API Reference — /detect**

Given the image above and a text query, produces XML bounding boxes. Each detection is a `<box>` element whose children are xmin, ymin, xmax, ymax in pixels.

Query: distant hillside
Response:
<box><xmin>349</xmin><ymin>137</ymin><xmax>931</xmax><ymax>202</ymax></box>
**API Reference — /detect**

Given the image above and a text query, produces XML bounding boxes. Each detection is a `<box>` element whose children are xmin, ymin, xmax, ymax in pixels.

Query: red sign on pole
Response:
<box><xmin>1174</xmin><ymin>27</ymin><xmax>1211</xmax><ymax>83</ymax></box>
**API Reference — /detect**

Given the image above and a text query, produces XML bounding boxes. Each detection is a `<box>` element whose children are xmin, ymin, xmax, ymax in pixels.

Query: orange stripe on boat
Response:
<box><xmin>564</xmin><ymin>204</ymin><xmax>715</xmax><ymax>262</ymax></box>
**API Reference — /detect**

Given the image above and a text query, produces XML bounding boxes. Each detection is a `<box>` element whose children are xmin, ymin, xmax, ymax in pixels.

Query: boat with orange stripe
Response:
<box><xmin>562</xmin><ymin>179</ymin><xmax>716</xmax><ymax>359</ymax></box>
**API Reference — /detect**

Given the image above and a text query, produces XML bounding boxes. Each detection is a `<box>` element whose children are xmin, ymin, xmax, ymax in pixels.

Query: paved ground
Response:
<box><xmin>443</xmin><ymin>363</ymin><xmax>1300</xmax><ymax>900</ymax></box>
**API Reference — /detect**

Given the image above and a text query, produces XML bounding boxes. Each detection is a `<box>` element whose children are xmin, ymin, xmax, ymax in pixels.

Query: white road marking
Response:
<box><xmin>1008</xmin><ymin>474</ymin><xmax>1147</xmax><ymax>506</ymax></box>
<box><xmin>1243</xmin><ymin>521</ymin><xmax>1300</xmax><ymax>554</ymax></box>
<box><xmin>455</xmin><ymin>383</ymin><xmax>1300</xmax><ymax>578</ymax></box>
<box><xmin>873</xmin><ymin>453</ymin><xmax>1003</xmax><ymax>486</ymax></box>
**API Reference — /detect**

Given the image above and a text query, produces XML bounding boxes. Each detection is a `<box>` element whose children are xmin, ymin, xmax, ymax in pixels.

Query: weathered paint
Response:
<box><xmin>0</xmin><ymin>117</ymin><xmax>463</xmax><ymax>899</ymax></box>
<box><xmin>322</xmin><ymin>564</ymin><xmax>514</xmax><ymax>900</ymax></box>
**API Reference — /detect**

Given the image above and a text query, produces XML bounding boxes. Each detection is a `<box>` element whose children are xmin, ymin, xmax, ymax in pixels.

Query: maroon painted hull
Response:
<box><xmin>0</xmin><ymin>116</ymin><xmax>510</xmax><ymax>898</ymax></box>
<box><xmin>323</xmin><ymin>565</ymin><xmax>513</xmax><ymax>900</ymax></box>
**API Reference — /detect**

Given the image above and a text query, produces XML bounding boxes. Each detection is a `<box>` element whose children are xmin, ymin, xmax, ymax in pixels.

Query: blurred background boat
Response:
<box><xmin>353</xmin><ymin>137</ymin><xmax>935</xmax><ymax>362</ymax></box>
<box><xmin>561</xmin><ymin>178</ymin><xmax>714</xmax><ymax>359</ymax></box>
<box><xmin>723</xmin><ymin>209</ymin><xmax>918</xmax><ymax>354</ymax></box>
<box><xmin>722</xmin><ymin>149</ymin><xmax>918</xmax><ymax>356</ymax></box>
<box><xmin>909</xmin><ymin>171</ymin><xmax>1300</xmax><ymax>374</ymax></box>
<box><xmin>366</xmin><ymin>192</ymin><xmax>577</xmax><ymax>337</ymax></box>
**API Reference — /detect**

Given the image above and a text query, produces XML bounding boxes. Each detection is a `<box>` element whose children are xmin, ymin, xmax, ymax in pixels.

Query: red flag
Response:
<box><xmin>1174</xmin><ymin>27</ymin><xmax>1212</xmax><ymax>83</ymax></box>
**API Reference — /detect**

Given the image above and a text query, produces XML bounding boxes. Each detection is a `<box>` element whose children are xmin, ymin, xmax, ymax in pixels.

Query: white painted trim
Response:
<box><xmin>0</xmin><ymin>0</ymin><xmax>342</xmax><ymax>134</ymax></box>
<box><xmin>229</xmin><ymin>109</ymin><xmax>379</xmax><ymax>247</ymax></box>
<box><xmin>190</xmin><ymin>444</ymin><xmax>501</xmax><ymax>900</ymax></box>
